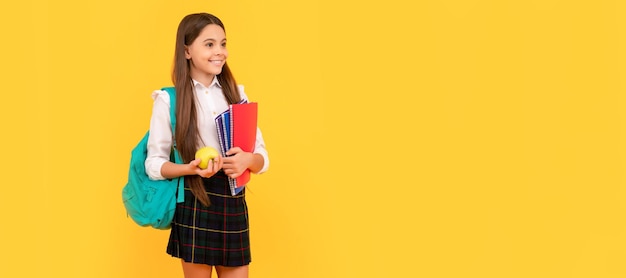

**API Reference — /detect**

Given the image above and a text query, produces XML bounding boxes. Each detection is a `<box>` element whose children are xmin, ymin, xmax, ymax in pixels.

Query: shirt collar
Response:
<box><xmin>192</xmin><ymin>76</ymin><xmax>221</xmax><ymax>91</ymax></box>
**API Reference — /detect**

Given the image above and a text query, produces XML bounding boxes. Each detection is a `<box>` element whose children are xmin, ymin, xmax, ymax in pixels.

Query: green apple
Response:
<box><xmin>195</xmin><ymin>146</ymin><xmax>219</xmax><ymax>169</ymax></box>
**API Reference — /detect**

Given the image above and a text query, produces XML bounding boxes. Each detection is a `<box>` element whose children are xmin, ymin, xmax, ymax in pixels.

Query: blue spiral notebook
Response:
<box><xmin>215</xmin><ymin>99</ymin><xmax>256</xmax><ymax>196</ymax></box>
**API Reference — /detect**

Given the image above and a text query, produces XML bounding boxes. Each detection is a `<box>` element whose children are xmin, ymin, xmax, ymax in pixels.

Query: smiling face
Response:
<box><xmin>185</xmin><ymin>24</ymin><xmax>228</xmax><ymax>86</ymax></box>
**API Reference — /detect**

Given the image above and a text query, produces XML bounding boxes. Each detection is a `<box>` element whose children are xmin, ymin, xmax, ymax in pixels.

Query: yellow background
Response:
<box><xmin>1</xmin><ymin>0</ymin><xmax>626</xmax><ymax>277</ymax></box>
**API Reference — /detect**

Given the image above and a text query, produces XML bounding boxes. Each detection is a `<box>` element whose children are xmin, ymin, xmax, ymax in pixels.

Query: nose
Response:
<box><xmin>214</xmin><ymin>46</ymin><xmax>224</xmax><ymax>56</ymax></box>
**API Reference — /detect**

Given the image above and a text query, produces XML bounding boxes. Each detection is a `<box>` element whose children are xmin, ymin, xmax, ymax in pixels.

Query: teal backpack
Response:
<box><xmin>122</xmin><ymin>87</ymin><xmax>184</xmax><ymax>229</ymax></box>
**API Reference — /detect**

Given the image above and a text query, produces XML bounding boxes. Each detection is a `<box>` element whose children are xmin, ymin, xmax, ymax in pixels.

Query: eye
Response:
<box><xmin>221</xmin><ymin>42</ymin><xmax>227</xmax><ymax>47</ymax></box>
<box><xmin>206</xmin><ymin>42</ymin><xmax>214</xmax><ymax>47</ymax></box>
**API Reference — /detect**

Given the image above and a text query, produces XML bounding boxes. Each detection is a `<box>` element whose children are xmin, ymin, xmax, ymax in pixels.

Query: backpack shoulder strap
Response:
<box><xmin>161</xmin><ymin>87</ymin><xmax>177</xmax><ymax>135</ymax></box>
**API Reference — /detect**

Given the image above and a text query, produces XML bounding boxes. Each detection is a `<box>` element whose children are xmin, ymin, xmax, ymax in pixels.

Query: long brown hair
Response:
<box><xmin>172</xmin><ymin>13</ymin><xmax>242</xmax><ymax>206</ymax></box>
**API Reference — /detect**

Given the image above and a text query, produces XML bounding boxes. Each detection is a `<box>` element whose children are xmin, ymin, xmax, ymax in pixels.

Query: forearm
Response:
<box><xmin>160</xmin><ymin>161</ymin><xmax>195</xmax><ymax>179</ymax></box>
<box><xmin>248</xmin><ymin>153</ymin><xmax>265</xmax><ymax>174</ymax></box>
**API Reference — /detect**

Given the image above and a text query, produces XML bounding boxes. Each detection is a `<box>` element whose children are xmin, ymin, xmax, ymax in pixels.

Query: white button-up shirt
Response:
<box><xmin>145</xmin><ymin>77</ymin><xmax>269</xmax><ymax>180</ymax></box>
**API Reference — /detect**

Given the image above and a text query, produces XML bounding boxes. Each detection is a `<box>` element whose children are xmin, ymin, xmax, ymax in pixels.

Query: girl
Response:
<box><xmin>145</xmin><ymin>13</ymin><xmax>269</xmax><ymax>278</ymax></box>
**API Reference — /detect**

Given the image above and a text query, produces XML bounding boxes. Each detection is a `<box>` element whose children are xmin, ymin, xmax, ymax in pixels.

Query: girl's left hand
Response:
<box><xmin>222</xmin><ymin>147</ymin><xmax>253</xmax><ymax>179</ymax></box>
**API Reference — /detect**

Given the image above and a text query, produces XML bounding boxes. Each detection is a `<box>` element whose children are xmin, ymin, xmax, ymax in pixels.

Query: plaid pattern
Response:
<box><xmin>166</xmin><ymin>171</ymin><xmax>251</xmax><ymax>266</ymax></box>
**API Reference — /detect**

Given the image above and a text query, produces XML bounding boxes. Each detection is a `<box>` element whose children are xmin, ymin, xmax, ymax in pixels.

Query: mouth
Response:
<box><xmin>209</xmin><ymin>60</ymin><xmax>224</xmax><ymax>66</ymax></box>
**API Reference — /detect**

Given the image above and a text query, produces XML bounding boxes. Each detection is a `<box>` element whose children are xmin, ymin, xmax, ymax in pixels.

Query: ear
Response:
<box><xmin>184</xmin><ymin>45</ymin><xmax>191</xmax><ymax>59</ymax></box>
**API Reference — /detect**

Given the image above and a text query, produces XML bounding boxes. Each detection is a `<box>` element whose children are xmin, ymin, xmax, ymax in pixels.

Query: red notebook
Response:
<box><xmin>230</xmin><ymin>102</ymin><xmax>258</xmax><ymax>188</ymax></box>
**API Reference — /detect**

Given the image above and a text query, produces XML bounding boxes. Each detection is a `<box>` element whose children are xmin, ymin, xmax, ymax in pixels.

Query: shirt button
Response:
<box><xmin>205</xmin><ymin>90</ymin><xmax>209</xmax><ymax>94</ymax></box>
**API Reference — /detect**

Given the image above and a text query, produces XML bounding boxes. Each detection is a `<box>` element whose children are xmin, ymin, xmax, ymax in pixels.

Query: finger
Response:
<box><xmin>196</xmin><ymin>168</ymin><xmax>210</xmax><ymax>177</ymax></box>
<box><xmin>223</xmin><ymin>167</ymin><xmax>238</xmax><ymax>178</ymax></box>
<box><xmin>190</xmin><ymin>158</ymin><xmax>201</xmax><ymax>166</ymax></box>
<box><xmin>221</xmin><ymin>157</ymin><xmax>235</xmax><ymax>166</ymax></box>
<box><xmin>225</xmin><ymin>147</ymin><xmax>242</xmax><ymax>156</ymax></box>
<box><xmin>221</xmin><ymin>157</ymin><xmax>233</xmax><ymax>164</ymax></box>
<box><xmin>206</xmin><ymin>160</ymin><xmax>213</xmax><ymax>173</ymax></box>
<box><xmin>212</xmin><ymin>159</ymin><xmax>220</xmax><ymax>172</ymax></box>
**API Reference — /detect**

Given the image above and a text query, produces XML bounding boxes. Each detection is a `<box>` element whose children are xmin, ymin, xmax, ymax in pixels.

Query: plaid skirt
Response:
<box><xmin>166</xmin><ymin>171</ymin><xmax>251</xmax><ymax>266</ymax></box>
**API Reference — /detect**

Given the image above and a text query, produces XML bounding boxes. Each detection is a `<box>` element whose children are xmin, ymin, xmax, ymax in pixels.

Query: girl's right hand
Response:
<box><xmin>189</xmin><ymin>157</ymin><xmax>223</xmax><ymax>178</ymax></box>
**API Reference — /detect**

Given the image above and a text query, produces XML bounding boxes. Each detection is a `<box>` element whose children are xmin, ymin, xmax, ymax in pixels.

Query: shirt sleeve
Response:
<box><xmin>144</xmin><ymin>89</ymin><xmax>173</xmax><ymax>180</ymax></box>
<box><xmin>239</xmin><ymin>85</ymin><xmax>270</xmax><ymax>174</ymax></box>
